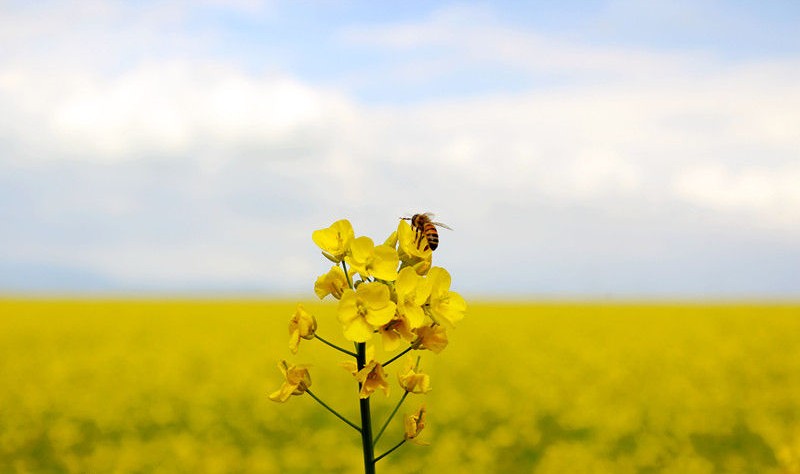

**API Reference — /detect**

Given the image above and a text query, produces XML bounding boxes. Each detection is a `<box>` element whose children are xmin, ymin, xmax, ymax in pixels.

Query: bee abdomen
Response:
<box><xmin>423</xmin><ymin>223</ymin><xmax>439</xmax><ymax>250</ymax></box>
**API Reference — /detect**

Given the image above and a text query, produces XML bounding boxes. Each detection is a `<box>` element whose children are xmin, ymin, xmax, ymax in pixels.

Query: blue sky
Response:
<box><xmin>1</xmin><ymin>1</ymin><xmax>799</xmax><ymax>297</ymax></box>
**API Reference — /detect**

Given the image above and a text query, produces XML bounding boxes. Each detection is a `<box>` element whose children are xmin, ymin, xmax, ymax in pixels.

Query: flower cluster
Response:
<box><xmin>270</xmin><ymin>217</ymin><xmax>466</xmax><ymax>472</ymax></box>
<box><xmin>314</xmin><ymin>219</ymin><xmax>466</xmax><ymax>346</ymax></box>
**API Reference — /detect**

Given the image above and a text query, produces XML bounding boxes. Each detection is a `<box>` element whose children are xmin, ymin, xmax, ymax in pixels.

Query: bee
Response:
<box><xmin>401</xmin><ymin>212</ymin><xmax>452</xmax><ymax>251</ymax></box>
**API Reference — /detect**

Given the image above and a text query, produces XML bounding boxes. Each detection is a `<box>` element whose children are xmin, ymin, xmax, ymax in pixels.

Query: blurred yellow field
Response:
<box><xmin>2</xmin><ymin>299</ymin><xmax>800</xmax><ymax>473</ymax></box>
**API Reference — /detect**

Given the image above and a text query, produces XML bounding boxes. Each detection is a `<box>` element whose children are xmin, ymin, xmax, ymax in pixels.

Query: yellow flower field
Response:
<box><xmin>1</xmin><ymin>299</ymin><xmax>799</xmax><ymax>473</ymax></box>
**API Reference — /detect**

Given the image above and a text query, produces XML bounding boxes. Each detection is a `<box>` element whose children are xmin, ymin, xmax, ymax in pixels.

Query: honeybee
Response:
<box><xmin>401</xmin><ymin>212</ymin><xmax>452</xmax><ymax>251</ymax></box>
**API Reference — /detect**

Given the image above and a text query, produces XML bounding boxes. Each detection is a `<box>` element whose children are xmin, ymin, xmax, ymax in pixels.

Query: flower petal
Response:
<box><xmin>312</xmin><ymin>219</ymin><xmax>354</xmax><ymax>262</ymax></box>
<box><xmin>343</xmin><ymin>316</ymin><xmax>374</xmax><ymax>342</ymax></box>
<box><xmin>365</xmin><ymin>301</ymin><xmax>397</xmax><ymax>327</ymax></box>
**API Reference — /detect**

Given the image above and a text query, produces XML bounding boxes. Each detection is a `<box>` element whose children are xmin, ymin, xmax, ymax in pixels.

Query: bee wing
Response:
<box><xmin>431</xmin><ymin>222</ymin><xmax>453</xmax><ymax>230</ymax></box>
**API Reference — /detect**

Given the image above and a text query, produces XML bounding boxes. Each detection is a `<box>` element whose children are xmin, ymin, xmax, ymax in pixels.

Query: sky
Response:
<box><xmin>1</xmin><ymin>0</ymin><xmax>799</xmax><ymax>298</ymax></box>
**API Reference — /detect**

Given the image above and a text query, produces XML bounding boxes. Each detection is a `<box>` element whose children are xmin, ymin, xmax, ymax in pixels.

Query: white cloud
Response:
<box><xmin>338</xmin><ymin>3</ymin><xmax>704</xmax><ymax>85</ymax></box>
<box><xmin>0</xmin><ymin>61</ymin><xmax>353</xmax><ymax>164</ymax></box>
<box><xmin>1</xmin><ymin>2</ymin><xmax>799</xmax><ymax>294</ymax></box>
<box><xmin>674</xmin><ymin>164</ymin><xmax>800</xmax><ymax>227</ymax></box>
<box><xmin>360</xmin><ymin>72</ymin><xmax>800</xmax><ymax>217</ymax></box>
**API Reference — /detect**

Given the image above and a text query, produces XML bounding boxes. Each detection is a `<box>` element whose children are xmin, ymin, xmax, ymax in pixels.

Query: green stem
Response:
<box><xmin>306</xmin><ymin>389</ymin><xmax>361</xmax><ymax>433</ymax></box>
<box><xmin>374</xmin><ymin>439</ymin><xmax>406</xmax><ymax>463</ymax></box>
<box><xmin>382</xmin><ymin>344</ymin><xmax>416</xmax><ymax>368</ymax></box>
<box><xmin>315</xmin><ymin>334</ymin><xmax>358</xmax><ymax>357</ymax></box>
<box><xmin>341</xmin><ymin>260</ymin><xmax>354</xmax><ymax>290</ymax></box>
<box><xmin>341</xmin><ymin>260</ymin><xmax>360</xmax><ymax>360</ymax></box>
<box><xmin>357</xmin><ymin>342</ymin><xmax>376</xmax><ymax>474</ymax></box>
<box><xmin>373</xmin><ymin>391</ymin><xmax>409</xmax><ymax>447</ymax></box>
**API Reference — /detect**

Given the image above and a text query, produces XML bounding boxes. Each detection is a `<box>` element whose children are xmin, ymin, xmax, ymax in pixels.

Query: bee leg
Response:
<box><xmin>416</xmin><ymin>231</ymin><xmax>429</xmax><ymax>251</ymax></box>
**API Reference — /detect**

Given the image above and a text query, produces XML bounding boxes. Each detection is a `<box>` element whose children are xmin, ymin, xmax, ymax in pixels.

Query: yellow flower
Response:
<box><xmin>346</xmin><ymin>236</ymin><xmax>399</xmax><ymax>281</ymax></box>
<box><xmin>397</xmin><ymin>220</ymin><xmax>432</xmax><ymax>276</ymax></box>
<box><xmin>356</xmin><ymin>361</ymin><xmax>390</xmax><ymax>398</ymax></box>
<box><xmin>379</xmin><ymin>315</ymin><xmax>415</xmax><ymax>352</ymax></box>
<box><xmin>395</xmin><ymin>267</ymin><xmax>432</xmax><ymax>329</ymax></box>
<box><xmin>398</xmin><ymin>356</ymin><xmax>431</xmax><ymax>394</ymax></box>
<box><xmin>426</xmin><ymin>267</ymin><xmax>466</xmax><ymax>327</ymax></box>
<box><xmin>342</xmin><ymin>352</ymin><xmax>390</xmax><ymax>399</ymax></box>
<box><xmin>414</xmin><ymin>325</ymin><xmax>449</xmax><ymax>354</ymax></box>
<box><xmin>341</xmin><ymin>344</ymin><xmax>376</xmax><ymax>376</ymax></box>
<box><xmin>337</xmin><ymin>282</ymin><xmax>397</xmax><ymax>342</ymax></box>
<box><xmin>384</xmin><ymin>230</ymin><xmax>398</xmax><ymax>248</ymax></box>
<box><xmin>312</xmin><ymin>219</ymin><xmax>354</xmax><ymax>263</ymax></box>
<box><xmin>269</xmin><ymin>360</ymin><xmax>311</xmax><ymax>403</ymax></box>
<box><xmin>288</xmin><ymin>304</ymin><xmax>317</xmax><ymax>354</ymax></box>
<box><xmin>314</xmin><ymin>265</ymin><xmax>352</xmax><ymax>300</ymax></box>
<box><xmin>404</xmin><ymin>406</ymin><xmax>428</xmax><ymax>444</ymax></box>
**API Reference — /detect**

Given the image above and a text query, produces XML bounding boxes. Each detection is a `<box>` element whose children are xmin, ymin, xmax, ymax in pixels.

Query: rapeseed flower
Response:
<box><xmin>426</xmin><ymin>267</ymin><xmax>467</xmax><ymax>327</ymax></box>
<box><xmin>396</xmin><ymin>220</ymin><xmax>432</xmax><ymax>275</ymax></box>
<box><xmin>395</xmin><ymin>267</ymin><xmax>432</xmax><ymax>329</ymax></box>
<box><xmin>346</xmin><ymin>236</ymin><xmax>399</xmax><ymax>282</ymax></box>
<box><xmin>312</xmin><ymin>219</ymin><xmax>354</xmax><ymax>263</ymax></box>
<box><xmin>288</xmin><ymin>304</ymin><xmax>317</xmax><ymax>354</ymax></box>
<box><xmin>379</xmin><ymin>315</ymin><xmax>415</xmax><ymax>352</ymax></box>
<box><xmin>338</xmin><ymin>282</ymin><xmax>397</xmax><ymax>342</ymax></box>
<box><xmin>398</xmin><ymin>357</ymin><xmax>431</xmax><ymax>394</ymax></box>
<box><xmin>277</xmin><ymin>215</ymin><xmax>464</xmax><ymax>468</ymax></box>
<box><xmin>269</xmin><ymin>360</ymin><xmax>311</xmax><ymax>402</ymax></box>
<box><xmin>384</xmin><ymin>230</ymin><xmax>398</xmax><ymax>248</ymax></box>
<box><xmin>314</xmin><ymin>265</ymin><xmax>351</xmax><ymax>300</ymax></box>
<box><xmin>404</xmin><ymin>406</ymin><xmax>427</xmax><ymax>444</ymax></box>
<box><xmin>414</xmin><ymin>325</ymin><xmax>449</xmax><ymax>354</ymax></box>
<box><xmin>343</xmin><ymin>359</ymin><xmax>390</xmax><ymax>399</ymax></box>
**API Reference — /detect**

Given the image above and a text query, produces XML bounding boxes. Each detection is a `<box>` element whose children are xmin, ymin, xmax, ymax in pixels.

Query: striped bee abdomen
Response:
<box><xmin>423</xmin><ymin>223</ymin><xmax>439</xmax><ymax>250</ymax></box>
<box><xmin>405</xmin><ymin>212</ymin><xmax>448</xmax><ymax>252</ymax></box>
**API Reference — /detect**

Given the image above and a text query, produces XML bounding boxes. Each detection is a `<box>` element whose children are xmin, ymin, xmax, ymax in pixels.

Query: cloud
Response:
<box><xmin>335</xmin><ymin>5</ymin><xmax>800</xmax><ymax>234</ymax></box>
<box><xmin>674</xmin><ymin>164</ymin><xmax>800</xmax><ymax>230</ymax></box>
<box><xmin>338</xmin><ymin>3</ymin><xmax>706</xmax><ymax>87</ymax></box>
<box><xmin>0</xmin><ymin>61</ymin><xmax>351</xmax><ymax>164</ymax></box>
<box><xmin>1</xmin><ymin>2</ymin><xmax>799</xmax><ymax>295</ymax></box>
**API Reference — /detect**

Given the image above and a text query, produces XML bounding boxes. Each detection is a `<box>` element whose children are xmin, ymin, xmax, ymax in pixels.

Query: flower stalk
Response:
<box><xmin>374</xmin><ymin>439</ymin><xmax>406</xmax><ymax>463</ymax></box>
<box><xmin>306</xmin><ymin>389</ymin><xmax>361</xmax><ymax>433</ymax></box>
<box><xmin>382</xmin><ymin>343</ymin><xmax>417</xmax><ymax>368</ymax></box>
<box><xmin>314</xmin><ymin>333</ymin><xmax>358</xmax><ymax>357</ymax></box>
<box><xmin>270</xmin><ymin>216</ymin><xmax>466</xmax><ymax>473</ymax></box>
<box><xmin>373</xmin><ymin>391</ymin><xmax>409</xmax><ymax>447</ymax></box>
<box><xmin>357</xmin><ymin>342</ymin><xmax>376</xmax><ymax>474</ymax></box>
